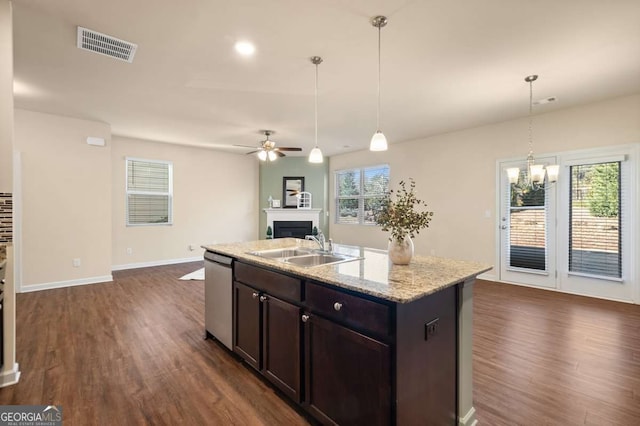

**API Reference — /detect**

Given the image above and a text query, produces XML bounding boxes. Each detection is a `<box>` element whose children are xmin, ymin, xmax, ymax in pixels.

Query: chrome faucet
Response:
<box><xmin>305</xmin><ymin>231</ymin><xmax>333</xmax><ymax>253</ymax></box>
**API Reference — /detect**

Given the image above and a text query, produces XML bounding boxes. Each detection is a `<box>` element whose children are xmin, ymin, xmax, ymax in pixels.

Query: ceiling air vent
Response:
<box><xmin>76</xmin><ymin>26</ymin><xmax>138</xmax><ymax>63</ymax></box>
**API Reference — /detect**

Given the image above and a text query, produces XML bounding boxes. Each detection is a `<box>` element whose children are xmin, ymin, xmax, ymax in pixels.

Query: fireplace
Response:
<box><xmin>263</xmin><ymin>208</ymin><xmax>322</xmax><ymax>239</ymax></box>
<box><xmin>274</xmin><ymin>221</ymin><xmax>312</xmax><ymax>239</ymax></box>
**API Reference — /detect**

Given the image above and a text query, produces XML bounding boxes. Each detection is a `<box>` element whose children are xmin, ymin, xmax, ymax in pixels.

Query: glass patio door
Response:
<box><xmin>499</xmin><ymin>157</ymin><xmax>557</xmax><ymax>288</ymax></box>
<box><xmin>556</xmin><ymin>148</ymin><xmax>635</xmax><ymax>302</ymax></box>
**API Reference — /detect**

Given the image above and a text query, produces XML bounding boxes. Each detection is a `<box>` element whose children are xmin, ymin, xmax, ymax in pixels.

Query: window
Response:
<box><xmin>507</xmin><ymin>171</ymin><xmax>548</xmax><ymax>271</ymax></box>
<box><xmin>126</xmin><ymin>158</ymin><xmax>173</xmax><ymax>226</ymax></box>
<box><xmin>569</xmin><ymin>161</ymin><xmax>622</xmax><ymax>278</ymax></box>
<box><xmin>335</xmin><ymin>165</ymin><xmax>389</xmax><ymax>225</ymax></box>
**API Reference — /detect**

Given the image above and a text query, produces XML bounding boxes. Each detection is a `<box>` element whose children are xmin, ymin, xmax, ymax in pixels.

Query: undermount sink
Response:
<box><xmin>248</xmin><ymin>247</ymin><xmax>314</xmax><ymax>258</ymax></box>
<box><xmin>247</xmin><ymin>247</ymin><xmax>361</xmax><ymax>268</ymax></box>
<box><xmin>283</xmin><ymin>253</ymin><xmax>359</xmax><ymax>267</ymax></box>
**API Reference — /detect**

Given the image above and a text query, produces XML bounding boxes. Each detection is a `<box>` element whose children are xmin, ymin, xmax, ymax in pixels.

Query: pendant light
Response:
<box><xmin>308</xmin><ymin>56</ymin><xmax>324</xmax><ymax>163</ymax></box>
<box><xmin>370</xmin><ymin>15</ymin><xmax>388</xmax><ymax>151</ymax></box>
<box><xmin>506</xmin><ymin>75</ymin><xmax>559</xmax><ymax>188</ymax></box>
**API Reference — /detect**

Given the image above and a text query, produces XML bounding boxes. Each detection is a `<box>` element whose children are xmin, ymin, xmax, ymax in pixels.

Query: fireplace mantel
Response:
<box><xmin>263</xmin><ymin>208</ymin><xmax>322</xmax><ymax>234</ymax></box>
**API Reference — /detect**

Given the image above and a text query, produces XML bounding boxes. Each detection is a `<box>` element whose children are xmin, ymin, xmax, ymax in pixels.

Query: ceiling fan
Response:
<box><xmin>235</xmin><ymin>130</ymin><xmax>302</xmax><ymax>161</ymax></box>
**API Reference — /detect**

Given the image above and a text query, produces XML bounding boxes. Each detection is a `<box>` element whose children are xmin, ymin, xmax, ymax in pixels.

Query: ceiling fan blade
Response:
<box><xmin>245</xmin><ymin>150</ymin><xmax>260</xmax><ymax>155</ymax></box>
<box><xmin>233</xmin><ymin>144</ymin><xmax>261</xmax><ymax>149</ymax></box>
<box><xmin>276</xmin><ymin>151</ymin><xmax>286</xmax><ymax>157</ymax></box>
<box><xmin>276</xmin><ymin>147</ymin><xmax>302</xmax><ymax>151</ymax></box>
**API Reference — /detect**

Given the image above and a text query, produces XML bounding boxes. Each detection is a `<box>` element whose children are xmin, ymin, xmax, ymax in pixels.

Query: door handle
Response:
<box><xmin>501</xmin><ymin>225</ymin><xmax>508</xmax><ymax>230</ymax></box>
<box><xmin>301</xmin><ymin>314</ymin><xmax>310</xmax><ymax>323</ymax></box>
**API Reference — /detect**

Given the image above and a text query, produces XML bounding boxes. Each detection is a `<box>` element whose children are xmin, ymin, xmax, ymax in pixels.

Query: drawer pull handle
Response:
<box><xmin>252</xmin><ymin>292</ymin><xmax>259</xmax><ymax>299</ymax></box>
<box><xmin>301</xmin><ymin>314</ymin><xmax>310</xmax><ymax>323</ymax></box>
<box><xmin>333</xmin><ymin>302</ymin><xmax>343</xmax><ymax>311</ymax></box>
<box><xmin>259</xmin><ymin>295</ymin><xmax>268</xmax><ymax>302</ymax></box>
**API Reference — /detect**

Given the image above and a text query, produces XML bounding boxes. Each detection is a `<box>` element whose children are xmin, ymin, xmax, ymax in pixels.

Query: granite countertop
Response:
<box><xmin>202</xmin><ymin>238</ymin><xmax>492</xmax><ymax>303</ymax></box>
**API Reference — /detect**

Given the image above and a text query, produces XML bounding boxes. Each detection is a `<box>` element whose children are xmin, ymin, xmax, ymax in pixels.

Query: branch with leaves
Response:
<box><xmin>374</xmin><ymin>179</ymin><xmax>434</xmax><ymax>242</ymax></box>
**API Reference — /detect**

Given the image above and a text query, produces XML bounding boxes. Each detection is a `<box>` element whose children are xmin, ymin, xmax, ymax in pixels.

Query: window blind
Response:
<box><xmin>126</xmin><ymin>158</ymin><xmax>173</xmax><ymax>225</ymax></box>
<box><xmin>569</xmin><ymin>161</ymin><xmax>622</xmax><ymax>278</ymax></box>
<box><xmin>505</xmin><ymin>170</ymin><xmax>548</xmax><ymax>271</ymax></box>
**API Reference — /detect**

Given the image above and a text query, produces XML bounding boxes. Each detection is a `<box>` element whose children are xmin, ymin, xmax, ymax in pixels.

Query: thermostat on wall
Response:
<box><xmin>86</xmin><ymin>136</ymin><xmax>106</xmax><ymax>147</ymax></box>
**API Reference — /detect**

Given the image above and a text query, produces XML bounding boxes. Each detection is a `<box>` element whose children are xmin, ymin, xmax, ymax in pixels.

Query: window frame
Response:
<box><xmin>565</xmin><ymin>155</ymin><xmax>626</xmax><ymax>282</ymax></box>
<box><xmin>125</xmin><ymin>157</ymin><xmax>174</xmax><ymax>226</ymax></box>
<box><xmin>334</xmin><ymin>164</ymin><xmax>389</xmax><ymax>226</ymax></box>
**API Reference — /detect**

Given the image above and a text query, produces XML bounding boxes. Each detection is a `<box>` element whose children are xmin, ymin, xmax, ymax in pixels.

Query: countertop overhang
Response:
<box><xmin>202</xmin><ymin>239</ymin><xmax>492</xmax><ymax>303</ymax></box>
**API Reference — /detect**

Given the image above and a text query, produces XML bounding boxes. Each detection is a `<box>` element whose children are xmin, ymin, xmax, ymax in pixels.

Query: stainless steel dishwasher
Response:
<box><xmin>204</xmin><ymin>251</ymin><xmax>233</xmax><ymax>350</ymax></box>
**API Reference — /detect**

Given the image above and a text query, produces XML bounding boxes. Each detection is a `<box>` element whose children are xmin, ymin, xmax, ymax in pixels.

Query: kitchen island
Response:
<box><xmin>203</xmin><ymin>238</ymin><xmax>491</xmax><ymax>426</ymax></box>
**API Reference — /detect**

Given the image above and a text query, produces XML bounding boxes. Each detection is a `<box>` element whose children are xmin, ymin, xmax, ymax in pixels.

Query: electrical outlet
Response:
<box><xmin>72</xmin><ymin>258</ymin><xmax>81</xmax><ymax>268</ymax></box>
<box><xmin>126</xmin><ymin>248</ymin><xmax>133</xmax><ymax>255</ymax></box>
<box><xmin>425</xmin><ymin>318</ymin><xmax>439</xmax><ymax>341</ymax></box>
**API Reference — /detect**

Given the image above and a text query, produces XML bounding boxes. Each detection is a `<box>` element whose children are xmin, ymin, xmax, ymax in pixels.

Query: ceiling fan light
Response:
<box><xmin>546</xmin><ymin>164</ymin><xmax>560</xmax><ymax>183</ymax></box>
<box><xmin>507</xmin><ymin>167</ymin><xmax>520</xmax><ymax>184</ymax></box>
<box><xmin>370</xmin><ymin>131</ymin><xmax>388</xmax><ymax>151</ymax></box>
<box><xmin>257</xmin><ymin>150</ymin><xmax>267</xmax><ymax>161</ymax></box>
<box><xmin>309</xmin><ymin>146</ymin><xmax>323</xmax><ymax>163</ymax></box>
<box><xmin>267</xmin><ymin>151</ymin><xmax>277</xmax><ymax>161</ymax></box>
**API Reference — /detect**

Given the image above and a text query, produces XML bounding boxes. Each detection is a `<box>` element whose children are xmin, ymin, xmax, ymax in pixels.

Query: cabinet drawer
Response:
<box><xmin>235</xmin><ymin>262</ymin><xmax>301</xmax><ymax>302</ymax></box>
<box><xmin>305</xmin><ymin>282</ymin><xmax>390</xmax><ymax>337</ymax></box>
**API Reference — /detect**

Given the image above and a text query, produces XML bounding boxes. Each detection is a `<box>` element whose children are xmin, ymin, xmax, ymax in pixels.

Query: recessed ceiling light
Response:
<box><xmin>234</xmin><ymin>41</ymin><xmax>255</xmax><ymax>56</ymax></box>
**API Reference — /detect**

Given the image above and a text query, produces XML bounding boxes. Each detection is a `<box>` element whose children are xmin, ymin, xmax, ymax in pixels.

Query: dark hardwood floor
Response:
<box><xmin>0</xmin><ymin>262</ymin><xmax>308</xmax><ymax>425</ymax></box>
<box><xmin>0</xmin><ymin>265</ymin><xmax>638</xmax><ymax>425</ymax></box>
<box><xmin>474</xmin><ymin>280</ymin><xmax>640</xmax><ymax>426</ymax></box>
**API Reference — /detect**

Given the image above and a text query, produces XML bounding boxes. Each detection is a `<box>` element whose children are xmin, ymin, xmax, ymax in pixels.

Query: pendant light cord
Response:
<box><xmin>377</xmin><ymin>24</ymin><xmax>381</xmax><ymax>131</ymax></box>
<box><xmin>528</xmin><ymin>78</ymin><xmax>533</xmax><ymax>155</ymax></box>
<box><xmin>315</xmin><ymin>62</ymin><xmax>318</xmax><ymax>147</ymax></box>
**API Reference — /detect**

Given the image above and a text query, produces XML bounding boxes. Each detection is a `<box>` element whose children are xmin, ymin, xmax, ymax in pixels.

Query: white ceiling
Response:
<box><xmin>12</xmin><ymin>0</ymin><xmax>640</xmax><ymax>157</ymax></box>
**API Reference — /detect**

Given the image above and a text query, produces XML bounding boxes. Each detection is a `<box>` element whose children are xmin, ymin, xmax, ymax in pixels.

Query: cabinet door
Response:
<box><xmin>304</xmin><ymin>314</ymin><xmax>391</xmax><ymax>426</ymax></box>
<box><xmin>262</xmin><ymin>295</ymin><xmax>302</xmax><ymax>402</ymax></box>
<box><xmin>233</xmin><ymin>281</ymin><xmax>261</xmax><ymax>370</ymax></box>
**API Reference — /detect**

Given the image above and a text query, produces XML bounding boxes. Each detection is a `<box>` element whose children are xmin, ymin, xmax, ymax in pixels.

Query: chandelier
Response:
<box><xmin>507</xmin><ymin>75</ymin><xmax>559</xmax><ymax>188</ymax></box>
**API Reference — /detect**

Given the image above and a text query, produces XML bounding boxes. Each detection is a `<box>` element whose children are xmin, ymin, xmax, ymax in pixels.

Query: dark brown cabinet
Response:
<box><xmin>231</xmin><ymin>261</ymin><xmax>459</xmax><ymax>425</ymax></box>
<box><xmin>233</xmin><ymin>281</ymin><xmax>261</xmax><ymax>369</ymax></box>
<box><xmin>304</xmin><ymin>313</ymin><xmax>390</xmax><ymax>425</ymax></box>
<box><xmin>262</xmin><ymin>294</ymin><xmax>301</xmax><ymax>402</ymax></box>
<box><xmin>233</xmin><ymin>264</ymin><xmax>302</xmax><ymax>402</ymax></box>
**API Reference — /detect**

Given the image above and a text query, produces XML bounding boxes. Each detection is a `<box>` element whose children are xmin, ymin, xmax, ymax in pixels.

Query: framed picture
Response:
<box><xmin>283</xmin><ymin>176</ymin><xmax>305</xmax><ymax>208</ymax></box>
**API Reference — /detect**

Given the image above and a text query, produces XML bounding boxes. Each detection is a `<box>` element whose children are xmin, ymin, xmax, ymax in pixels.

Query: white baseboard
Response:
<box><xmin>19</xmin><ymin>275</ymin><xmax>113</xmax><ymax>293</ymax></box>
<box><xmin>477</xmin><ymin>272</ymin><xmax>496</xmax><ymax>281</ymax></box>
<box><xmin>459</xmin><ymin>406</ymin><xmax>477</xmax><ymax>426</ymax></box>
<box><xmin>0</xmin><ymin>363</ymin><xmax>21</xmax><ymax>387</ymax></box>
<box><xmin>111</xmin><ymin>256</ymin><xmax>202</xmax><ymax>271</ymax></box>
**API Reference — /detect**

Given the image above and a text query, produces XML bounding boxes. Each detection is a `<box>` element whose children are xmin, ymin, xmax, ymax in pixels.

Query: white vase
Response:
<box><xmin>388</xmin><ymin>236</ymin><xmax>414</xmax><ymax>265</ymax></box>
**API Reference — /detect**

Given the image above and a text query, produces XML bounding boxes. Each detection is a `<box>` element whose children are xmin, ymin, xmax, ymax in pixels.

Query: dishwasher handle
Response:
<box><xmin>204</xmin><ymin>251</ymin><xmax>233</xmax><ymax>266</ymax></box>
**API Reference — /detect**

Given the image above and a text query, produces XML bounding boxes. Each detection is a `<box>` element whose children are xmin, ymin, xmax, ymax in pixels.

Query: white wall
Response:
<box><xmin>111</xmin><ymin>136</ymin><xmax>258</xmax><ymax>268</ymax></box>
<box><xmin>329</xmin><ymin>94</ymin><xmax>640</xmax><ymax>267</ymax></box>
<box><xmin>14</xmin><ymin>109</ymin><xmax>113</xmax><ymax>289</ymax></box>
<box><xmin>0</xmin><ymin>0</ymin><xmax>12</xmax><ymax>192</ymax></box>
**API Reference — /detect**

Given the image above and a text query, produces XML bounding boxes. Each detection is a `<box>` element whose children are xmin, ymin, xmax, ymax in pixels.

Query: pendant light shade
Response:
<box><xmin>309</xmin><ymin>146</ymin><xmax>323</xmax><ymax>163</ymax></box>
<box><xmin>370</xmin><ymin>131</ymin><xmax>388</xmax><ymax>151</ymax></box>
<box><xmin>370</xmin><ymin>15</ymin><xmax>388</xmax><ymax>152</ymax></box>
<box><xmin>308</xmin><ymin>56</ymin><xmax>324</xmax><ymax>163</ymax></box>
